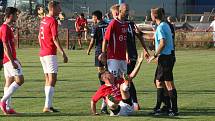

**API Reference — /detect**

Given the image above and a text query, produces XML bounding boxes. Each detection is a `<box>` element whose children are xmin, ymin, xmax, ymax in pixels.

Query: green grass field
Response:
<box><xmin>0</xmin><ymin>49</ymin><xmax>214</xmax><ymax>121</ymax></box>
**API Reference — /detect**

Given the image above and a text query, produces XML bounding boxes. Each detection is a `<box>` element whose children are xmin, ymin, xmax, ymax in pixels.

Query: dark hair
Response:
<box><xmin>92</xmin><ymin>10</ymin><xmax>102</xmax><ymax>20</ymax></box>
<box><xmin>151</xmin><ymin>7</ymin><xmax>164</xmax><ymax>20</ymax></box>
<box><xmin>4</xmin><ymin>7</ymin><xmax>18</xmax><ymax>18</ymax></box>
<box><xmin>80</xmin><ymin>13</ymin><xmax>84</xmax><ymax>17</ymax></box>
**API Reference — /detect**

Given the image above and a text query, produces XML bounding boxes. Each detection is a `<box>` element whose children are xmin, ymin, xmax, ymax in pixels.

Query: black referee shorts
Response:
<box><xmin>155</xmin><ymin>54</ymin><xmax>174</xmax><ymax>82</ymax></box>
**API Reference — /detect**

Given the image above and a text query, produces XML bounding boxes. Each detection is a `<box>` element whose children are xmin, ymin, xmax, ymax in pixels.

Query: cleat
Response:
<box><xmin>7</xmin><ymin>108</ymin><xmax>17</xmax><ymax>114</ymax></box>
<box><xmin>50</xmin><ymin>107</ymin><xmax>60</xmax><ymax>112</ymax></box>
<box><xmin>149</xmin><ymin>108</ymin><xmax>161</xmax><ymax>116</ymax></box>
<box><xmin>43</xmin><ymin>107</ymin><xmax>59</xmax><ymax>113</ymax></box>
<box><xmin>168</xmin><ymin>109</ymin><xmax>179</xmax><ymax>116</ymax></box>
<box><xmin>0</xmin><ymin>102</ymin><xmax>8</xmax><ymax>115</ymax></box>
<box><xmin>101</xmin><ymin>106</ymin><xmax>109</xmax><ymax>114</ymax></box>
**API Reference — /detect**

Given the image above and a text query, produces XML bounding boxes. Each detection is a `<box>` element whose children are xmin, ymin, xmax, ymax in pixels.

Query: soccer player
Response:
<box><xmin>148</xmin><ymin>8</ymin><xmax>178</xmax><ymax>116</ymax></box>
<box><xmin>206</xmin><ymin>16</ymin><xmax>215</xmax><ymax>47</ymax></box>
<box><xmin>124</xmin><ymin>4</ymin><xmax>150</xmax><ymax>110</ymax></box>
<box><xmin>87</xmin><ymin>10</ymin><xmax>109</xmax><ymax>114</ymax></box>
<box><xmin>74</xmin><ymin>13</ymin><xmax>88</xmax><ymax>49</ymax></box>
<box><xmin>91</xmin><ymin>53</ymin><xmax>144</xmax><ymax>116</ymax></box>
<box><xmin>0</xmin><ymin>7</ymin><xmax>24</xmax><ymax>115</ymax></box>
<box><xmin>99</xmin><ymin>3</ymin><xmax>128</xmax><ymax>78</ymax></box>
<box><xmin>0</xmin><ymin>34</ymin><xmax>3</xmax><ymax>70</ymax></box>
<box><xmin>38</xmin><ymin>1</ymin><xmax>68</xmax><ymax>113</ymax></box>
<box><xmin>110</xmin><ymin>4</ymin><xmax>120</xmax><ymax>19</ymax></box>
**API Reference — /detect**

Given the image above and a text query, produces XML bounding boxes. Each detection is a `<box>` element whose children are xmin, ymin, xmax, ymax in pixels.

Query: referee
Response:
<box><xmin>148</xmin><ymin>8</ymin><xmax>178</xmax><ymax>116</ymax></box>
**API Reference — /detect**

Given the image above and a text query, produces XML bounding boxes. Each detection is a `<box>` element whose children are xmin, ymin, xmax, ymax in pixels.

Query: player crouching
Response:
<box><xmin>91</xmin><ymin>53</ymin><xmax>144</xmax><ymax>116</ymax></box>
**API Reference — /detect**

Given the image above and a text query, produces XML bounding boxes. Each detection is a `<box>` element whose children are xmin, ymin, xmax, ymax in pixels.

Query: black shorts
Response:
<box><xmin>76</xmin><ymin>31</ymin><xmax>83</xmax><ymax>37</ymax></box>
<box><xmin>155</xmin><ymin>55</ymin><xmax>174</xmax><ymax>82</ymax></box>
<box><xmin>95</xmin><ymin>50</ymin><xmax>104</xmax><ymax>67</ymax></box>
<box><xmin>127</xmin><ymin>60</ymin><xmax>136</xmax><ymax>75</ymax></box>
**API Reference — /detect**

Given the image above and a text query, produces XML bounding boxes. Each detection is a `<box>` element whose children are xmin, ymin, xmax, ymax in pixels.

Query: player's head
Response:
<box><xmin>4</xmin><ymin>7</ymin><xmax>18</xmax><ymax>22</ymax></box>
<box><xmin>101</xmin><ymin>71</ymin><xmax>115</xmax><ymax>85</ymax></box>
<box><xmin>151</xmin><ymin>7</ymin><xmax>165</xmax><ymax>22</ymax></box>
<box><xmin>110</xmin><ymin>4</ymin><xmax>119</xmax><ymax>19</ymax></box>
<box><xmin>80</xmin><ymin>13</ymin><xmax>85</xmax><ymax>18</ymax></box>
<box><xmin>167</xmin><ymin>16</ymin><xmax>175</xmax><ymax>23</ymax></box>
<box><xmin>119</xmin><ymin>3</ymin><xmax>129</xmax><ymax>19</ymax></box>
<box><xmin>48</xmin><ymin>1</ymin><xmax>61</xmax><ymax>17</ymax></box>
<box><xmin>92</xmin><ymin>10</ymin><xmax>102</xmax><ymax>23</ymax></box>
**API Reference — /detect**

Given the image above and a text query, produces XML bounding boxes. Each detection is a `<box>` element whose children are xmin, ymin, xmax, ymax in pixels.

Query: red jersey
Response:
<box><xmin>92</xmin><ymin>84</ymin><xmax>122</xmax><ymax>103</ymax></box>
<box><xmin>75</xmin><ymin>17</ymin><xmax>87</xmax><ymax>32</ymax></box>
<box><xmin>0</xmin><ymin>24</ymin><xmax>16</xmax><ymax>64</ymax></box>
<box><xmin>39</xmin><ymin>16</ymin><xmax>58</xmax><ymax>57</ymax></box>
<box><xmin>104</xmin><ymin>19</ymin><xmax>128</xmax><ymax>60</ymax></box>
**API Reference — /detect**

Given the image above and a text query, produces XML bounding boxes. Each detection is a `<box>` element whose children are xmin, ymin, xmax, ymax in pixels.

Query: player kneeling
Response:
<box><xmin>91</xmin><ymin>53</ymin><xmax>144</xmax><ymax>116</ymax></box>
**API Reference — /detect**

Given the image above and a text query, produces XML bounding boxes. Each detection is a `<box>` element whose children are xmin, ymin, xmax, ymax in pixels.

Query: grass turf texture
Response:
<box><xmin>0</xmin><ymin>49</ymin><xmax>214</xmax><ymax>121</ymax></box>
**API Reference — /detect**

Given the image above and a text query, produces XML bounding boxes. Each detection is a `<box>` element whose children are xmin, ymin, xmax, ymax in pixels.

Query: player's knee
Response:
<box><xmin>16</xmin><ymin>75</ymin><xmax>24</xmax><ymax>86</ymax></box>
<box><xmin>121</xmin><ymin>83</ymin><xmax>129</xmax><ymax>92</ymax></box>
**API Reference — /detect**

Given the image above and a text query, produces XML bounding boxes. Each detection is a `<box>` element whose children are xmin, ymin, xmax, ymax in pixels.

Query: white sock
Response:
<box><xmin>44</xmin><ymin>86</ymin><xmax>54</xmax><ymax>109</ymax></box>
<box><xmin>4</xmin><ymin>87</ymin><xmax>12</xmax><ymax>110</ymax></box>
<box><xmin>1</xmin><ymin>82</ymin><xmax>19</xmax><ymax>102</ymax></box>
<box><xmin>101</xmin><ymin>99</ymin><xmax>107</xmax><ymax>109</ymax></box>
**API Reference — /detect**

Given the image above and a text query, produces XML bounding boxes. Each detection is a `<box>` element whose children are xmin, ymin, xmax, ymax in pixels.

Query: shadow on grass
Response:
<box><xmin>0</xmin><ymin>112</ymin><xmax>90</xmax><ymax>117</ymax></box>
<box><xmin>137</xmin><ymin>90</ymin><xmax>215</xmax><ymax>94</ymax></box>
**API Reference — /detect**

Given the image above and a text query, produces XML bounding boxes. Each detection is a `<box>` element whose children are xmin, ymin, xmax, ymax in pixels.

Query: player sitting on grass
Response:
<box><xmin>91</xmin><ymin>53</ymin><xmax>144</xmax><ymax>116</ymax></box>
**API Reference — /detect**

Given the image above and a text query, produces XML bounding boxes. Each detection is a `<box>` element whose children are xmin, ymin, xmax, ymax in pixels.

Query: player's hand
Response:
<box><xmin>98</xmin><ymin>53</ymin><xmax>107</xmax><ymax>65</ymax></box>
<box><xmin>147</xmin><ymin>56</ymin><xmax>156</xmax><ymax>63</ymax></box>
<box><xmin>11</xmin><ymin>61</ymin><xmax>18</xmax><ymax>69</ymax></box>
<box><xmin>126</xmin><ymin>57</ymin><xmax>131</xmax><ymax>64</ymax></box>
<box><xmin>143</xmin><ymin>50</ymin><xmax>150</xmax><ymax>60</ymax></box>
<box><xmin>63</xmin><ymin>53</ymin><xmax>68</xmax><ymax>63</ymax></box>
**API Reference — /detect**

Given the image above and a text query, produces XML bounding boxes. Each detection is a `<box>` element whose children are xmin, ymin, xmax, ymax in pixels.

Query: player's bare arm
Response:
<box><xmin>53</xmin><ymin>36</ymin><xmax>68</xmax><ymax>63</ymax></box>
<box><xmin>128</xmin><ymin>52</ymin><xmax>144</xmax><ymax>80</ymax></box>
<box><xmin>90</xmin><ymin>100</ymin><xmax>99</xmax><ymax>115</ymax></box>
<box><xmin>98</xmin><ymin>39</ymin><xmax>107</xmax><ymax>64</ymax></box>
<box><xmin>148</xmin><ymin>38</ymin><xmax>165</xmax><ymax>63</ymax></box>
<box><xmin>3</xmin><ymin>42</ymin><xmax>18</xmax><ymax>69</ymax></box>
<box><xmin>87</xmin><ymin>38</ymin><xmax>95</xmax><ymax>55</ymax></box>
<box><xmin>134</xmin><ymin>24</ymin><xmax>150</xmax><ymax>60</ymax></box>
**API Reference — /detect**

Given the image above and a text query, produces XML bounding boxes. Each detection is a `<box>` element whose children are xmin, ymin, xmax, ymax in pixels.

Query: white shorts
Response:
<box><xmin>40</xmin><ymin>55</ymin><xmax>58</xmax><ymax>74</ymax></box>
<box><xmin>107</xmin><ymin>59</ymin><xmax>127</xmax><ymax>77</ymax></box>
<box><xmin>4</xmin><ymin>60</ymin><xmax>23</xmax><ymax>78</ymax></box>
<box><xmin>110</xmin><ymin>101</ymin><xmax>134</xmax><ymax>116</ymax></box>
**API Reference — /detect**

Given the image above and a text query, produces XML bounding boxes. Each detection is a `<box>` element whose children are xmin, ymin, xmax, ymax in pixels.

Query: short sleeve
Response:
<box><xmin>50</xmin><ymin>19</ymin><xmax>58</xmax><ymax>38</ymax></box>
<box><xmin>91</xmin><ymin>87</ymin><xmax>104</xmax><ymax>103</ymax></box>
<box><xmin>104</xmin><ymin>20</ymin><xmax>114</xmax><ymax>41</ymax></box>
<box><xmin>1</xmin><ymin>25</ymin><xmax>9</xmax><ymax>43</ymax></box>
<box><xmin>157</xmin><ymin>26</ymin><xmax>166</xmax><ymax>41</ymax></box>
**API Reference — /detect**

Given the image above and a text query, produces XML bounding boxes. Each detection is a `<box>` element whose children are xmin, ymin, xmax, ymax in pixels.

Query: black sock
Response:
<box><xmin>168</xmin><ymin>89</ymin><xmax>178</xmax><ymax>112</ymax></box>
<box><xmin>163</xmin><ymin>95</ymin><xmax>171</xmax><ymax>110</ymax></box>
<box><xmin>129</xmin><ymin>82</ymin><xmax>138</xmax><ymax>103</ymax></box>
<box><xmin>155</xmin><ymin>88</ymin><xmax>164</xmax><ymax>110</ymax></box>
<box><xmin>98</xmin><ymin>73</ymin><xmax>105</xmax><ymax>85</ymax></box>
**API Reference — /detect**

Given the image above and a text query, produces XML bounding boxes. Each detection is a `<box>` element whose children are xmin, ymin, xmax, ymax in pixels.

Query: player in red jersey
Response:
<box><xmin>0</xmin><ymin>7</ymin><xmax>23</xmax><ymax>115</ymax></box>
<box><xmin>74</xmin><ymin>13</ymin><xmax>88</xmax><ymax>49</ymax></box>
<box><xmin>38</xmin><ymin>1</ymin><xmax>68</xmax><ymax>113</ymax></box>
<box><xmin>91</xmin><ymin>53</ymin><xmax>143</xmax><ymax>116</ymax></box>
<box><xmin>99</xmin><ymin>3</ymin><xmax>129</xmax><ymax>78</ymax></box>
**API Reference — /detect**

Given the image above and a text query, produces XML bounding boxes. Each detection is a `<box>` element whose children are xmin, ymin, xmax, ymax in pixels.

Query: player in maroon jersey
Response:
<box><xmin>99</xmin><ymin>3</ymin><xmax>129</xmax><ymax>78</ymax></box>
